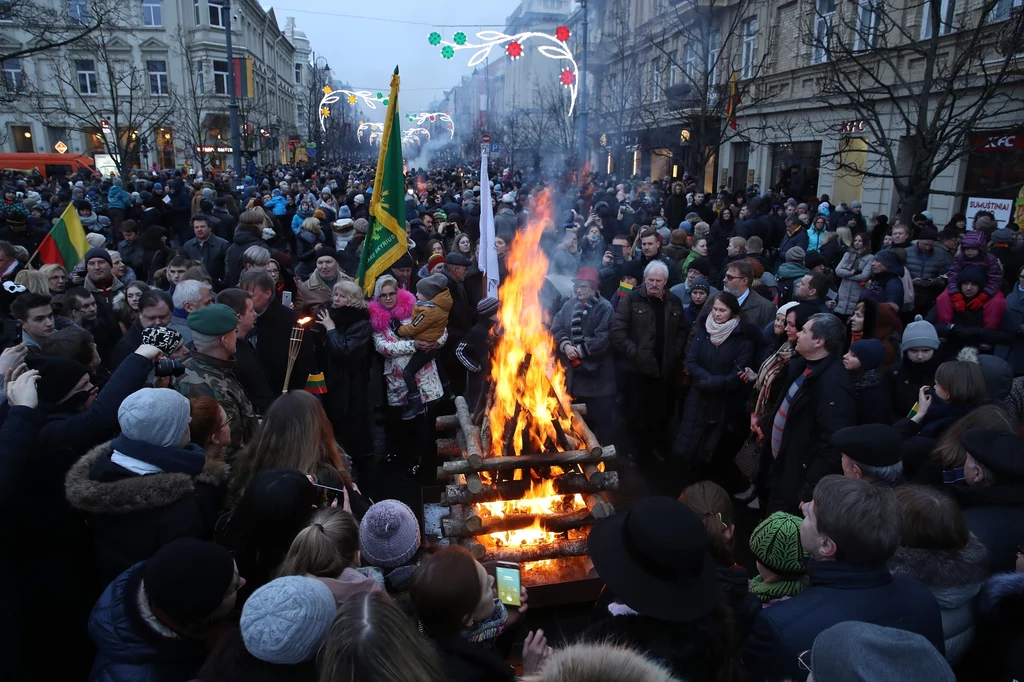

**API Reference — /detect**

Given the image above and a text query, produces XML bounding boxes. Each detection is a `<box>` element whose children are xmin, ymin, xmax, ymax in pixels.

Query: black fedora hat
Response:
<box><xmin>961</xmin><ymin>430</ymin><xmax>1024</xmax><ymax>480</ymax></box>
<box><xmin>587</xmin><ymin>497</ymin><xmax>720</xmax><ymax>622</ymax></box>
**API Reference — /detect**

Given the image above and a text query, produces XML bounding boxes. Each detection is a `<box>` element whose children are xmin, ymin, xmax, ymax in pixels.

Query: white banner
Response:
<box><xmin>965</xmin><ymin>197</ymin><xmax>1013</xmax><ymax>229</ymax></box>
<box><xmin>478</xmin><ymin>153</ymin><xmax>500</xmax><ymax>298</ymax></box>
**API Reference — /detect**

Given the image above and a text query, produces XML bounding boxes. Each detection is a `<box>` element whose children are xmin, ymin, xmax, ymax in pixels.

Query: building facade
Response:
<box><xmin>0</xmin><ymin>0</ymin><xmax>309</xmax><ymax>174</ymax></box>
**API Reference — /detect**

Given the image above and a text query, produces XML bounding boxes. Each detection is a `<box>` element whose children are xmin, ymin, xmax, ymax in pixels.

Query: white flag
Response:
<box><xmin>478</xmin><ymin>152</ymin><xmax>500</xmax><ymax>298</ymax></box>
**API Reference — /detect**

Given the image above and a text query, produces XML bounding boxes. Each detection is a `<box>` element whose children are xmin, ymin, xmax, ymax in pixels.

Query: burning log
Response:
<box><xmin>440</xmin><ymin>472</ymin><xmax>619</xmax><ymax>506</ymax></box>
<box><xmin>442</xmin><ymin>508</ymin><xmax>596</xmax><ymax>538</ymax></box>
<box><xmin>582</xmin><ymin>462</ymin><xmax>612</xmax><ymax>488</ymax></box>
<box><xmin>584</xmin><ymin>493</ymin><xmax>614</xmax><ymax>519</ymax></box>
<box><xmin>459</xmin><ymin>537</ymin><xmax>486</xmax><ymax>560</ymax></box>
<box><xmin>436</xmin><ymin>438</ymin><xmax>459</xmax><ymax>458</ymax></box>
<box><xmin>571</xmin><ymin>403</ymin><xmax>588</xmax><ymax>416</ymax></box>
<box><xmin>437</xmin><ymin>446</ymin><xmax>616</xmax><ymax>477</ymax></box>
<box><xmin>454</xmin><ymin>431</ymin><xmax>483</xmax><ymax>494</ymax></box>
<box><xmin>570</xmin><ymin>406</ymin><xmax>603</xmax><ymax>458</ymax></box>
<box><xmin>483</xmin><ymin>538</ymin><xmax>590</xmax><ymax>563</ymax></box>
<box><xmin>435</xmin><ymin>414</ymin><xmax>458</xmax><ymax>431</ymax></box>
<box><xmin>454</xmin><ymin>397</ymin><xmax>484</xmax><ymax>469</ymax></box>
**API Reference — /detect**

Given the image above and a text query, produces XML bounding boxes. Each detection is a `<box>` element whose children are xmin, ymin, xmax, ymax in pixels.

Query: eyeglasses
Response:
<box><xmin>723</xmin><ymin>274</ymin><xmax>744</xmax><ymax>281</ymax></box>
<box><xmin>797</xmin><ymin>650</ymin><xmax>812</xmax><ymax>672</ymax></box>
<box><xmin>573</xmin><ymin>283</ymin><xmax>595</xmax><ymax>290</ymax></box>
<box><xmin>379</xmin><ymin>292</ymin><xmax>397</xmax><ymax>298</ymax></box>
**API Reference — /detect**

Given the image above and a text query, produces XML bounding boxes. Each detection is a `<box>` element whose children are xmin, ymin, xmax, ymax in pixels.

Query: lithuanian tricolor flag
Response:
<box><xmin>37</xmin><ymin>203</ymin><xmax>89</xmax><ymax>269</ymax></box>
<box><xmin>305</xmin><ymin>372</ymin><xmax>327</xmax><ymax>395</ymax></box>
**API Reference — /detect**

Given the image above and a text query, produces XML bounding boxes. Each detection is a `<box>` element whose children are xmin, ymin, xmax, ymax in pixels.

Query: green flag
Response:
<box><xmin>357</xmin><ymin>66</ymin><xmax>408</xmax><ymax>296</ymax></box>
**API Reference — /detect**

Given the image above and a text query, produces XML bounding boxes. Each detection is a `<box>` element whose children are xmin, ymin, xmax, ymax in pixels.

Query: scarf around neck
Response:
<box><xmin>110</xmin><ymin>435</ymin><xmax>206</xmax><ymax>476</ymax></box>
<box><xmin>749</xmin><ymin>574</ymin><xmax>808</xmax><ymax>602</ymax></box>
<box><xmin>705</xmin><ymin>314</ymin><xmax>740</xmax><ymax>346</ymax></box>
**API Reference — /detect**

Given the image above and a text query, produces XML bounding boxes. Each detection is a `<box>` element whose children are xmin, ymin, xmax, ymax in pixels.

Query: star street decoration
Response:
<box><xmin>405</xmin><ymin>111</ymin><xmax>456</xmax><ymax>139</ymax></box>
<box><xmin>426</xmin><ymin>26</ymin><xmax>578</xmax><ymax>116</ymax></box>
<box><xmin>356</xmin><ymin>121</ymin><xmax>384</xmax><ymax>143</ymax></box>
<box><xmin>319</xmin><ymin>86</ymin><xmax>386</xmax><ymax>132</ymax></box>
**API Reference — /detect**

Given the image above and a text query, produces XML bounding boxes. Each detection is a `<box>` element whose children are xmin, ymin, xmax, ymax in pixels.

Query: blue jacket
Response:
<box><xmin>107</xmin><ymin>185</ymin><xmax>133</xmax><ymax>210</ymax></box>
<box><xmin>89</xmin><ymin>563</ymin><xmax>207</xmax><ymax>682</ymax></box>
<box><xmin>742</xmin><ymin>561</ymin><xmax>944</xmax><ymax>681</ymax></box>
<box><xmin>264</xmin><ymin>194</ymin><xmax>288</xmax><ymax>216</ymax></box>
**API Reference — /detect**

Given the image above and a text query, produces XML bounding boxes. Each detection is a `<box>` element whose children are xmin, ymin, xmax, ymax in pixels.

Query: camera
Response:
<box><xmin>154</xmin><ymin>358</ymin><xmax>186</xmax><ymax>378</ymax></box>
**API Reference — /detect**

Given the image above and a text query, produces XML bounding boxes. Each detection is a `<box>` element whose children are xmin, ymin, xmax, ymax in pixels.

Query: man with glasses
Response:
<box><xmin>708</xmin><ymin>259</ymin><xmax>777</xmax><ymax>330</ymax></box>
<box><xmin>611</xmin><ymin>260</ymin><xmax>686</xmax><ymax>463</ymax></box>
<box><xmin>743</xmin><ymin>476</ymin><xmax>944</xmax><ymax>681</ymax></box>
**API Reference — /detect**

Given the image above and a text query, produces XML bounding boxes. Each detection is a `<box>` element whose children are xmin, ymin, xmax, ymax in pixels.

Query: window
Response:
<box><xmin>812</xmin><ymin>0</ymin><xmax>836</xmax><ymax>63</ymax></box>
<box><xmin>771</xmin><ymin>141</ymin><xmax>823</xmax><ymax>201</ymax></box>
<box><xmin>69</xmin><ymin>0</ymin><xmax>88</xmax><ymax>23</ymax></box>
<box><xmin>990</xmin><ymin>0</ymin><xmax>1023</xmax><ymax>21</ymax></box>
<box><xmin>147</xmin><ymin>60</ymin><xmax>168</xmax><ymax>95</ymax></box>
<box><xmin>195</xmin><ymin>59</ymin><xmax>204</xmax><ymax>94</ymax></box>
<box><xmin>294</xmin><ymin>62</ymin><xmax>302</xmax><ymax>84</ymax></box>
<box><xmin>11</xmin><ymin>125</ymin><xmax>33</xmax><ymax>153</ymax></box>
<box><xmin>652</xmin><ymin>57</ymin><xmax>662</xmax><ymax>100</ymax></box>
<box><xmin>684</xmin><ymin>42</ymin><xmax>696</xmax><ymax>80</ymax></box>
<box><xmin>669</xmin><ymin>49</ymin><xmax>680</xmax><ymax>86</ymax></box>
<box><xmin>0</xmin><ymin>1</ymin><xmax>13</xmax><ymax>21</ymax></box>
<box><xmin>76</xmin><ymin>59</ymin><xmax>97</xmax><ymax>94</ymax></box>
<box><xmin>706</xmin><ymin>30</ymin><xmax>720</xmax><ymax>89</ymax></box>
<box><xmin>213</xmin><ymin>59</ymin><xmax>229</xmax><ymax>94</ymax></box>
<box><xmin>921</xmin><ymin>0</ymin><xmax>956</xmax><ymax>38</ymax></box>
<box><xmin>208</xmin><ymin>0</ymin><xmax>226</xmax><ymax>27</ymax></box>
<box><xmin>2</xmin><ymin>58</ymin><xmax>23</xmax><ymax>91</ymax></box>
<box><xmin>142</xmin><ymin>0</ymin><xmax>161</xmax><ymax>26</ymax></box>
<box><xmin>741</xmin><ymin>18</ymin><xmax>758</xmax><ymax>79</ymax></box>
<box><xmin>855</xmin><ymin>0</ymin><xmax>879</xmax><ymax>51</ymax></box>
<box><xmin>193</xmin><ymin>0</ymin><xmax>199</xmax><ymax>24</ymax></box>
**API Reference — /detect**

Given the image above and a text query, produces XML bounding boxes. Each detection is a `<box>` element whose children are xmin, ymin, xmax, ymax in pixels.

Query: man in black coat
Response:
<box><xmin>743</xmin><ymin>476</ymin><xmax>944</xmax><ymax>682</ymax></box>
<box><xmin>637</xmin><ymin>228</ymin><xmax>681</xmax><ymax>287</ymax></box>
<box><xmin>241</xmin><ymin>269</ymin><xmax>315</xmax><ymax>393</ymax></box>
<box><xmin>440</xmin><ymin>253</ymin><xmax>476</xmax><ymax>397</ymax></box>
<box><xmin>761</xmin><ymin>313</ymin><xmax>856</xmax><ymax>514</ymax></box>
<box><xmin>216</xmin><ymin>287</ymin><xmax>273</xmax><ymax>415</ymax></box>
<box><xmin>109</xmin><ymin>290</ymin><xmax>174</xmax><ymax>370</ymax></box>
<box><xmin>183</xmin><ymin>214</ymin><xmax>230</xmax><ymax>290</ymax></box>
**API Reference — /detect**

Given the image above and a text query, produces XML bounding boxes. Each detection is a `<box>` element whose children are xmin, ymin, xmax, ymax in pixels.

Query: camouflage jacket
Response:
<box><xmin>175</xmin><ymin>351</ymin><xmax>258</xmax><ymax>463</ymax></box>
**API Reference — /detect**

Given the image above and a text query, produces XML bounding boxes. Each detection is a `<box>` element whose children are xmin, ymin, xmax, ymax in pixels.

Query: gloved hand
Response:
<box><xmin>966</xmin><ymin>292</ymin><xmax>989</xmax><ymax>311</ymax></box>
<box><xmin>951</xmin><ymin>292</ymin><xmax>966</xmax><ymax>313</ymax></box>
<box><xmin>388</xmin><ymin>317</ymin><xmax>401</xmax><ymax>332</ymax></box>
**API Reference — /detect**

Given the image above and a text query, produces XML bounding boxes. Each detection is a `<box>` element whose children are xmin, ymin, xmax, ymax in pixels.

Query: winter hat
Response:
<box><xmin>873</xmin><ymin>248</ymin><xmax>902</xmax><ymax>272</ymax></box>
<box><xmin>959</xmin><ymin>264</ymin><xmax>988</xmax><ymax>287</ymax></box>
<box><xmin>241</xmin><ymin>576</ymin><xmax>336</xmax><ymax>665</ymax></box>
<box><xmin>359</xmin><ymin>499</ymin><xmax>421</xmax><ymax>568</ymax></box>
<box><xmin>337</xmin><ymin>205</ymin><xmax>352</xmax><ymax>219</ymax></box>
<box><xmin>785</xmin><ymin>246</ymin><xmax>806</xmax><ymax>263</ymax></box>
<box><xmin>353</xmin><ymin>194</ymin><xmax>365</xmax><ymax>204</ymax></box>
<box><xmin>201</xmin><ymin>187</ymin><xmax>214</xmax><ymax>199</ymax></box>
<box><xmin>817</xmin><ymin>201</ymin><xmax>831</xmax><ymax>216</ymax></box>
<box><xmin>118</xmin><ymin>387</ymin><xmax>191</xmax><ymax>447</ymax></box>
<box><xmin>961</xmin><ymin>229</ymin><xmax>986</xmax><ymax>249</ymax></box>
<box><xmin>74</xmin><ymin>199</ymin><xmax>91</xmax><ymax>211</ymax></box>
<box><xmin>850</xmin><ymin>200</ymin><xmax>862</xmax><ymax>209</ymax></box>
<box><xmin>85</xmin><ymin>233</ymin><xmax>107</xmax><ymax>249</ymax></box>
<box><xmin>804</xmin><ymin>251</ymin><xmax>826</xmax><ymax>271</ymax></box>
<box><xmin>777</xmin><ymin>301</ymin><xmax>800</xmax><ymax>318</ymax></box>
<box><xmin>902</xmin><ymin>315</ymin><xmax>939</xmax><ymax>350</ymax></box>
<box><xmin>83</xmin><ymin>247</ymin><xmax>112</xmax><ymax>267</ymax></box>
<box><xmin>920</xmin><ymin>210</ymin><xmax>935</xmax><ymax>222</ymax></box>
<box><xmin>690</xmin><ymin>277</ymin><xmax>710</xmax><ymax>294</ymax></box>
<box><xmin>354</xmin><ymin>218</ymin><xmax>369</xmax><ymax>234</ymax></box>
<box><xmin>140</xmin><ymin>326</ymin><xmax>183</xmax><ymax>356</ymax></box>
<box><xmin>917</xmin><ymin>225</ymin><xmax>938</xmax><ymax>241</ymax></box>
<box><xmin>152</xmin><ymin>182</ymin><xmax>162</xmax><ymax>191</ymax></box>
<box><xmin>679</xmin><ymin>220</ymin><xmax>692</xmax><ymax>233</ymax></box>
<box><xmin>477</xmin><ymin>297</ymin><xmax>499</xmax><ymax>317</ymax></box>
<box><xmin>427</xmin><ymin>253</ymin><xmax>445</xmax><ymax>271</ymax></box>
<box><xmin>849</xmin><ymin>339</ymin><xmax>887</xmax><ymax>372</ymax></box>
<box><xmin>990</xmin><ymin>227</ymin><xmax>1014</xmax><ymax>245</ymax></box>
<box><xmin>144</xmin><ymin>539</ymin><xmax>236</xmax><ymax>626</ymax></box>
<box><xmin>622</xmin><ymin>259</ymin><xmax>646</xmax><ymax>282</ymax></box>
<box><xmin>416</xmin><ymin>273</ymin><xmax>448</xmax><ymax>300</ymax></box>
<box><xmin>24</xmin><ymin>355</ymin><xmax>89</xmax><ymax>405</ymax></box>
<box><xmin>393</xmin><ymin>252</ymin><xmax>416</xmax><ymax>269</ymax></box>
<box><xmin>749</xmin><ymin>512</ymin><xmax>808</xmax><ymax>576</ymax></box>
<box><xmin>810</xmin><ymin>621</ymin><xmax>954</xmax><ymax>682</ymax></box>
<box><xmin>688</xmin><ymin>256</ymin><xmax>711</xmax><ymax>277</ymax></box>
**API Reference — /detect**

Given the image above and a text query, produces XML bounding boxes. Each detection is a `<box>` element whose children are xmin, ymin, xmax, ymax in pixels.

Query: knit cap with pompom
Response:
<box><xmin>358</xmin><ymin>499</ymin><xmax>421</xmax><ymax>568</ymax></box>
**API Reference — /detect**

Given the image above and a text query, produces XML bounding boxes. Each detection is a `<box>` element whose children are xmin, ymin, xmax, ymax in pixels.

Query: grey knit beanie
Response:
<box><xmin>118</xmin><ymin>388</ymin><xmax>191</xmax><ymax>447</ymax></box>
<box><xmin>810</xmin><ymin>621</ymin><xmax>954</xmax><ymax>681</ymax></box>
<box><xmin>359</xmin><ymin>499</ymin><xmax>421</xmax><ymax>568</ymax></box>
<box><xmin>902</xmin><ymin>315</ymin><xmax>939</xmax><ymax>351</ymax></box>
<box><xmin>240</xmin><ymin>576</ymin><xmax>336</xmax><ymax>665</ymax></box>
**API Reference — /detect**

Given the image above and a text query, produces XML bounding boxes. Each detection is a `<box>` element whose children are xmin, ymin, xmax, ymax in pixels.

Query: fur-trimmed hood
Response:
<box><xmin>367</xmin><ymin>289</ymin><xmax>416</xmax><ymax>333</ymax></box>
<box><xmin>888</xmin><ymin>535</ymin><xmax>990</xmax><ymax>588</ymax></box>
<box><xmin>978</xmin><ymin>571</ymin><xmax>1024</xmax><ymax>616</ymax></box>
<box><xmin>65</xmin><ymin>441</ymin><xmax>227</xmax><ymax>515</ymax></box>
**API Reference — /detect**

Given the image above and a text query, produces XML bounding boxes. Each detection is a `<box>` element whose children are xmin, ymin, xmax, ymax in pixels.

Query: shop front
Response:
<box><xmin>962</xmin><ymin>130</ymin><xmax>1024</xmax><ymax>226</ymax></box>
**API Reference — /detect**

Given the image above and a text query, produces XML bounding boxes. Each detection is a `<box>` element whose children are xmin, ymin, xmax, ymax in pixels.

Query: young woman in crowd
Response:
<box><xmin>887</xmin><ymin>315</ymin><xmax>943</xmax><ymax>419</ymax></box>
<box><xmin>834</xmin><ymin>231</ymin><xmax>873</xmax><ymax>317</ymax></box>
<box><xmin>229</xmin><ymin>391</ymin><xmax>366</xmax><ymax>516</ymax></box>
<box><xmin>675</xmin><ymin>292</ymin><xmax>755</xmax><ymax>494</ymax></box>
<box><xmin>680</xmin><ymin>237</ymin><xmax>709</xmax><ymax>279</ymax></box>
<box><xmin>112</xmin><ymin>280</ymin><xmax>150</xmax><ymax>332</ymax></box>
<box><xmin>14</xmin><ymin>270</ymin><xmax>48</xmax><ymax>295</ymax></box>
<box><xmin>843</xmin><ymin>339</ymin><xmax>894</xmax><ymax>425</ymax></box>
<box><xmin>845</xmin><ymin>298</ymin><xmax>902</xmax><ymax>370</ymax></box>
<box><xmin>318</xmin><ymin>591</ymin><xmax>445</xmax><ymax>682</ymax></box>
<box><xmin>40</xmin><ymin>263</ymin><xmax>68</xmax><ymax>296</ymax></box>
<box><xmin>890</xmin><ymin>485</ymin><xmax>990</xmax><ymax>664</ymax></box>
<box><xmin>315</xmin><ymin>280</ymin><xmax>372</xmax><ymax>461</ymax></box>
<box><xmin>276</xmin><ymin>507</ymin><xmax>382</xmax><ymax>606</ymax></box>
<box><xmin>410</xmin><ymin>545</ymin><xmax>544</xmax><ymax>682</ymax></box>
<box><xmin>188</xmin><ymin>396</ymin><xmax>233</xmax><ymax>461</ymax></box>
<box><xmin>679</xmin><ymin>481</ymin><xmax>761</xmax><ymax>645</ymax></box>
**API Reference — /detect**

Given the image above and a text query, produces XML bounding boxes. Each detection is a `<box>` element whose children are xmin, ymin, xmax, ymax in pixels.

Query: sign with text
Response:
<box><xmin>966</xmin><ymin>197</ymin><xmax>1014</xmax><ymax>229</ymax></box>
<box><xmin>839</xmin><ymin>120</ymin><xmax>867</xmax><ymax>134</ymax></box>
<box><xmin>973</xmin><ymin>133</ymin><xmax>1024</xmax><ymax>152</ymax></box>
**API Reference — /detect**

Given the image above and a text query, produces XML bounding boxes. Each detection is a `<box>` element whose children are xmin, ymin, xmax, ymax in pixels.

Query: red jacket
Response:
<box><xmin>934</xmin><ymin>289</ymin><xmax>1007</xmax><ymax>329</ymax></box>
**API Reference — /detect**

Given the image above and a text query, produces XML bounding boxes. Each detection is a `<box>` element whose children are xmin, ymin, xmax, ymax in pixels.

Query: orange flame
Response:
<box><xmin>477</xmin><ymin>478</ymin><xmax>586</xmax><ymax>548</ymax></box>
<box><xmin>297</xmin><ymin>317</ymin><xmax>312</xmax><ymax>326</ymax></box>
<box><xmin>487</xmin><ymin>189</ymin><xmax>574</xmax><ymax>456</ymax></box>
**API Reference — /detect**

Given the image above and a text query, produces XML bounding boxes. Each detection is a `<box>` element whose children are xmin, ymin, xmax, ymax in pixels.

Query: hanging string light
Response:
<box><xmin>404</xmin><ymin>111</ymin><xmax>455</xmax><ymax>139</ymax></box>
<box><xmin>319</xmin><ymin>86</ymin><xmax>386</xmax><ymax>132</ymax></box>
<box><xmin>426</xmin><ymin>26</ymin><xmax>577</xmax><ymax>115</ymax></box>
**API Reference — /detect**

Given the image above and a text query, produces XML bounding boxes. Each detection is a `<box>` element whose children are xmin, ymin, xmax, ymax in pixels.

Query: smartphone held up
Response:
<box><xmin>495</xmin><ymin>562</ymin><xmax>522</xmax><ymax>607</ymax></box>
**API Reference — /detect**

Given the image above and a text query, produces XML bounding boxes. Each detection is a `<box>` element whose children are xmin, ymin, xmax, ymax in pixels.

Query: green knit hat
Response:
<box><xmin>749</xmin><ymin>512</ymin><xmax>809</xmax><ymax>575</ymax></box>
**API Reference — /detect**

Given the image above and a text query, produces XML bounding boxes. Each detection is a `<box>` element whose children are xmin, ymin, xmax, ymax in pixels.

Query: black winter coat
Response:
<box><xmin>224</xmin><ymin>229</ymin><xmax>263</xmax><ymax>288</ymax></box>
<box><xmin>64</xmin><ymin>443</ymin><xmax>228</xmax><ymax>585</ymax></box>
<box><xmin>428</xmin><ymin>632</ymin><xmax>515</xmax><ymax>682</ymax></box>
<box><xmin>674</xmin><ymin>321</ymin><xmax>755</xmax><ymax>460</ymax></box>
<box><xmin>252</xmin><ymin>299</ymin><xmax>316</xmax><ymax>393</ymax></box>
<box><xmin>951</xmin><ymin>483</ymin><xmax>1024</xmax><ymax>573</ymax></box>
<box><xmin>885</xmin><ymin>353</ymin><xmax>941</xmax><ymax>421</ymax></box>
<box><xmin>610</xmin><ymin>286</ymin><xmax>687</xmax><ymax>380</ymax></box>
<box><xmin>762</xmin><ymin>354</ymin><xmax>856</xmax><ymax>514</ymax></box>
<box><xmin>314</xmin><ymin>305</ymin><xmax>373</xmax><ymax>458</ymax></box>
<box><xmin>851</xmin><ymin>369</ymin><xmax>894</xmax><ymax>425</ymax></box>
<box><xmin>183</xmin><ymin>235</ymin><xmax>230</xmax><ymax>289</ymax></box>
<box><xmin>742</xmin><ymin>561</ymin><xmax>945</xmax><ymax>682</ymax></box>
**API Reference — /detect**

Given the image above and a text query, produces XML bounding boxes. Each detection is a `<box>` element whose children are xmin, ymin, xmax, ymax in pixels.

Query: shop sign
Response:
<box><xmin>976</xmin><ymin>133</ymin><xmax>1024</xmax><ymax>152</ymax></box>
<box><xmin>195</xmin><ymin>145</ymin><xmax>233</xmax><ymax>153</ymax></box>
<box><xmin>966</xmin><ymin>196</ymin><xmax>1014</xmax><ymax>229</ymax></box>
<box><xmin>839</xmin><ymin>120</ymin><xmax>866</xmax><ymax>134</ymax></box>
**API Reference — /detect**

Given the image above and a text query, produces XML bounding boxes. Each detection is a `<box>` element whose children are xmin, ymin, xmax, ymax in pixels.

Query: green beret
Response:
<box><xmin>187</xmin><ymin>303</ymin><xmax>238</xmax><ymax>336</ymax></box>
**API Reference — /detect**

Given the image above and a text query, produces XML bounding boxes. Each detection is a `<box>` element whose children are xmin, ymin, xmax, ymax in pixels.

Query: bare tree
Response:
<box><xmin>642</xmin><ymin>0</ymin><xmax>779</xmax><ymax>189</ymax></box>
<box><xmin>27</xmin><ymin>18</ymin><xmax>176</xmax><ymax>180</ymax></box>
<box><xmin>0</xmin><ymin>0</ymin><xmax>113</xmax><ymax>64</ymax></box>
<box><xmin>807</xmin><ymin>0</ymin><xmax>1024</xmax><ymax>221</ymax></box>
<box><xmin>167</xmin><ymin>27</ymin><xmax>221</xmax><ymax>174</ymax></box>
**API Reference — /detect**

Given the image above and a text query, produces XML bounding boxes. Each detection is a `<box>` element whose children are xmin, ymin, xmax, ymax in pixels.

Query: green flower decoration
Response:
<box><xmin>383</xmin><ymin>98</ymin><xmax>389</xmax><ymax>106</ymax></box>
<box><xmin>441</xmin><ymin>45</ymin><xmax>454</xmax><ymax>59</ymax></box>
<box><xmin>453</xmin><ymin>31</ymin><xmax>467</xmax><ymax>45</ymax></box>
<box><xmin>428</xmin><ymin>32</ymin><xmax>442</xmax><ymax>46</ymax></box>
<box><xmin>376</xmin><ymin>92</ymin><xmax>383</xmax><ymax>99</ymax></box>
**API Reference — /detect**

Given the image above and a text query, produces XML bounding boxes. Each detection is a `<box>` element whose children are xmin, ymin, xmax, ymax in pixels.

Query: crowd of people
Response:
<box><xmin>0</xmin><ymin>160</ymin><xmax>1022</xmax><ymax>682</ymax></box>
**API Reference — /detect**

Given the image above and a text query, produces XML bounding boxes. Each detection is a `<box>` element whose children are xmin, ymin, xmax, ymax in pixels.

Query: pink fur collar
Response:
<box><xmin>368</xmin><ymin>288</ymin><xmax>416</xmax><ymax>333</ymax></box>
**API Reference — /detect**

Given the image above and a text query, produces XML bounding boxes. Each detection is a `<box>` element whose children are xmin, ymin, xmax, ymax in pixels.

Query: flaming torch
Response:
<box><xmin>282</xmin><ymin>317</ymin><xmax>312</xmax><ymax>393</ymax></box>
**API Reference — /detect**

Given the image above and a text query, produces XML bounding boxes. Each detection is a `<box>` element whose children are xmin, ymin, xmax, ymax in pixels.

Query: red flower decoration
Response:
<box><xmin>429</xmin><ymin>115</ymin><xmax>436</xmax><ymax>122</ymax></box>
<box><xmin>507</xmin><ymin>40</ymin><xmax>523</xmax><ymax>59</ymax></box>
<box><xmin>555</xmin><ymin>25</ymin><xmax>571</xmax><ymax>42</ymax></box>
<box><xmin>560</xmin><ymin>68</ymin><xmax>576</xmax><ymax>86</ymax></box>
